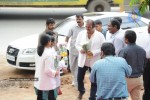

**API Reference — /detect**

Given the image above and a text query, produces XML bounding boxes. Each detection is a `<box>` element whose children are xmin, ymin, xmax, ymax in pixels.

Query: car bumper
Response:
<box><xmin>6</xmin><ymin>46</ymin><xmax>35</xmax><ymax>70</ymax></box>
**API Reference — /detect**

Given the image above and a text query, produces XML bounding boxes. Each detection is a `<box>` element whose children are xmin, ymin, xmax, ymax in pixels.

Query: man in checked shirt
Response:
<box><xmin>90</xmin><ymin>43</ymin><xmax>132</xmax><ymax>100</ymax></box>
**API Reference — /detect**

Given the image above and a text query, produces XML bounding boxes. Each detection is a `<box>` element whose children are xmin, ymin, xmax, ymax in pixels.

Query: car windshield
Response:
<box><xmin>121</xmin><ymin>16</ymin><xmax>147</xmax><ymax>29</ymax></box>
<box><xmin>54</xmin><ymin>18</ymin><xmax>76</xmax><ymax>36</ymax></box>
<box><xmin>54</xmin><ymin>13</ymin><xmax>148</xmax><ymax>36</ymax></box>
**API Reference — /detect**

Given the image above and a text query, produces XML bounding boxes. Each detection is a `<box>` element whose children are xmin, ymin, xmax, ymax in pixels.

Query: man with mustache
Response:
<box><xmin>65</xmin><ymin>14</ymin><xmax>85</xmax><ymax>88</ymax></box>
<box><xmin>75</xmin><ymin>19</ymin><xmax>105</xmax><ymax>99</ymax></box>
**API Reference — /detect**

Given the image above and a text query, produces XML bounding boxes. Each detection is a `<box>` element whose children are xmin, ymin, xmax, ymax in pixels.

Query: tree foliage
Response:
<box><xmin>130</xmin><ymin>0</ymin><xmax>150</xmax><ymax>15</ymax></box>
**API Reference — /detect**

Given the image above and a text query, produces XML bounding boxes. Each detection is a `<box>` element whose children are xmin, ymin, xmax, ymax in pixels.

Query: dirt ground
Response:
<box><xmin>0</xmin><ymin>55</ymin><xmax>91</xmax><ymax>100</ymax></box>
<box><xmin>0</xmin><ymin>55</ymin><xmax>141</xmax><ymax>100</ymax></box>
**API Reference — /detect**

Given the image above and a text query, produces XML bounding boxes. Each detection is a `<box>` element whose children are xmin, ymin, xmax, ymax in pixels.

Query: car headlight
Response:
<box><xmin>22</xmin><ymin>48</ymin><xmax>36</xmax><ymax>55</ymax></box>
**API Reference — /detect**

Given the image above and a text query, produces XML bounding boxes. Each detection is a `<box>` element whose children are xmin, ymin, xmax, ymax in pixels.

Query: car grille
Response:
<box><xmin>19</xmin><ymin>62</ymin><xmax>35</xmax><ymax>67</ymax></box>
<box><xmin>7</xmin><ymin>46</ymin><xmax>19</xmax><ymax>65</ymax></box>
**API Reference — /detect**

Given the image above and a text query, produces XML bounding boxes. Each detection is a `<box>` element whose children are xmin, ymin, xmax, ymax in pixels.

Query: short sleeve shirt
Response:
<box><xmin>67</xmin><ymin>25</ymin><xmax>85</xmax><ymax>55</ymax></box>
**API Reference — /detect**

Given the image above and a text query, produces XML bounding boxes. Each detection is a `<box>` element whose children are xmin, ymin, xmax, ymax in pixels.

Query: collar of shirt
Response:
<box><xmin>77</xmin><ymin>23</ymin><xmax>85</xmax><ymax>28</ymax></box>
<box><xmin>86</xmin><ymin>31</ymin><xmax>94</xmax><ymax>41</ymax></box>
<box><xmin>104</xmin><ymin>55</ymin><xmax>114</xmax><ymax>58</ymax></box>
<box><xmin>110</xmin><ymin>30</ymin><xmax>119</xmax><ymax>39</ymax></box>
<box><xmin>127</xmin><ymin>43</ymin><xmax>136</xmax><ymax>46</ymax></box>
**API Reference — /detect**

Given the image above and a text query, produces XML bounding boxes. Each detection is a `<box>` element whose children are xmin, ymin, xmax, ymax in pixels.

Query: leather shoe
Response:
<box><xmin>78</xmin><ymin>92</ymin><xmax>84</xmax><ymax>100</ymax></box>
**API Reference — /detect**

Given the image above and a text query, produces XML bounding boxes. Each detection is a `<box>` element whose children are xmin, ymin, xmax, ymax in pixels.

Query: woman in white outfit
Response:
<box><xmin>34</xmin><ymin>33</ymin><xmax>60</xmax><ymax>100</ymax></box>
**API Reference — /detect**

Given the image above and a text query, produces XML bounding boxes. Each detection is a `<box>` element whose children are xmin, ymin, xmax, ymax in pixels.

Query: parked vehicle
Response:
<box><xmin>0</xmin><ymin>0</ymin><xmax>115</xmax><ymax>12</ymax></box>
<box><xmin>6</xmin><ymin>12</ymin><xmax>150</xmax><ymax>70</ymax></box>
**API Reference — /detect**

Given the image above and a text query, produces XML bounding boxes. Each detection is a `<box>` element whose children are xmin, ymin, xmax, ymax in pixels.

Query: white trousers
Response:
<box><xmin>69</xmin><ymin>54</ymin><xmax>78</xmax><ymax>86</ymax></box>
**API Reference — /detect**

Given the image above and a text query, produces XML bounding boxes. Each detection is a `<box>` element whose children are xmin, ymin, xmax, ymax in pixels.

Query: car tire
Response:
<box><xmin>87</xmin><ymin>0</ymin><xmax>111</xmax><ymax>12</ymax></box>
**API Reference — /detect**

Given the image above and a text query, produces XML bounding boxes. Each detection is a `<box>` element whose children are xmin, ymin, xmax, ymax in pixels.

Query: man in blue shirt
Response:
<box><xmin>90</xmin><ymin>43</ymin><xmax>132</xmax><ymax>100</ymax></box>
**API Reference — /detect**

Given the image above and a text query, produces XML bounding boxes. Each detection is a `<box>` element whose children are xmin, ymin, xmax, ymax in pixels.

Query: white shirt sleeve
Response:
<box><xmin>66</xmin><ymin>28</ymin><xmax>73</xmax><ymax>37</ymax></box>
<box><xmin>75</xmin><ymin>31</ymin><xmax>84</xmax><ymax>52</ymax></box>
<box><xmin>114</xmin><ymin>38</ymin><xmax>124</xmax><ymax>55</ymax></box>
<box><xmin>58</xmin><ymin>60</ymin><xmax>67</xmax><ymax>68</ymax></box>
<box><xmin>44</xmin><ymin>56</ymin><xmax>56</xmax><ymax>77</ymax></box>
<box><xmin>92</xmin><ymin>33</ymin><xmax>105</xmax><ymax>56</ymax></box>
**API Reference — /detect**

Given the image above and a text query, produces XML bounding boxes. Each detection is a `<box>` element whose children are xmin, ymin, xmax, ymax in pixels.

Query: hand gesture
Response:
<box><xmin>55</xmin><ymin>70</ymin><xmax>59</xmax><ymax>77</ymax></box>
<box><xmin>86</xmin><ymin>51</ymin><xmax>93</xmax><ymax>58</ymax></box>
<box><xmin>62</xmin><ymin>67</ymin><xmax>68</xmax><ymax>73</ymax></box>
<box><xmin>80</xmin><ymin>49</ymin><xmax>86</xmax><ymax>54</ymax></box>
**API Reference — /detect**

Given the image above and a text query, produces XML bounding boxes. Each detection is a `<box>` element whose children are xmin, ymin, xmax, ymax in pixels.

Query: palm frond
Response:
<box><xmin>129</xmin><ymin>0</ymin><xmax>140</xmax><ymax>6</ymax></box>
<box><xmin>139</xmin><ymin>1</ymin><xmax>148</xmax><ymax>15</ymax></box>
<box><xmin>130</xmin><ymin>0</ymin><xmax>150</xmax><ymax>15</ymax></box>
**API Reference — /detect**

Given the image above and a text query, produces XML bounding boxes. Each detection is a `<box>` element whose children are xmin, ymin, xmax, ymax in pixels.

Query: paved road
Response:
<box><xmin>0</xmin><ymin>7</ymin><xmax>120</xmax><ymax>18</ymax></box>
<box><xmin>0</xmin><ymin>7</ymin><xmax>87</xmax><ymax>19</ymax></box>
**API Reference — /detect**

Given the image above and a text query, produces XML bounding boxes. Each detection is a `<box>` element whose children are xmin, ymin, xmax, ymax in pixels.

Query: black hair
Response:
<box><xmin>92</xmin><ymin>20</ymin><xmax>95</xmax><ymax>28</ymax></box>
<box><xmin>37</xmin><ymin>34</ymin><xmax>55</xmax><ymax>56</ymax></box>
<box><xmin>113</xmin><ymin>17</ymin><xmax>122</xmax><ymax>24</ymax></box>
<box><xmin>101</xmin><ymin>43</ymin><xmax>115</xmax><ymax>56</ymax></box>
<box><xmin>125</xmin><ymin>30</ymin><xmax>136</xmax><ymax>43</ymax></box>
<box><xmin>94</xmin><ymin>19</ymin><xmax>102</xmax><ymax>25</ymax></box>
<box><xmin>76</xmin><ymin>14</ymin><xmax>84</xmax><ymax>19</ymax></box>
<box><xmin>46</xmin><ymin>18</ymin><xmax>55</xmax><ymax>25</ymax></box>
<box><xmin>110</xmin><ymin>19</ymin><xmax>120</xmax><ymax>30</ymax></box>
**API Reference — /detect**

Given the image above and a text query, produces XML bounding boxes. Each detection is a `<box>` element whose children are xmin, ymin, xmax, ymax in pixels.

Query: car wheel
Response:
<box><xmin>87</xmin><ymin>0</ymin><xmax>111</xmax><ymax>12</ymax></box>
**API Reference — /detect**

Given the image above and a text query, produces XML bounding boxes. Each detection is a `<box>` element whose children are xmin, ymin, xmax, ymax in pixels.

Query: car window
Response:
<box><xmin>109</xmin><ymin>16</ymin><xmax>147</xmax><ymax>29</ymax></box>
<box><xmin>54</xmin><ymin>18</ymin><xmax>76</xmax><ymax>36</ymax></box>
<box><xmin>101</xmin><ymin>18</ymin><xmax>110</xmax><ymax>31</ymax></box>
<box><xmin>120</xmin><ymin>16</ymin><xmax>147</xmax><ymax>29</ymax></box>
<box><xmin>121</xmin><ymin>16</ymin><xmax>136</xmax><ymax>29</ymax></box>
<box><xmin>135</xmin><ymin>19</ymin><xmax>147</xmax><ymax>27</ymax></box>
<box><xmin>110</xmin><ymin>16</ymin><xmax>136</xmax><ymax>29</ymax></box>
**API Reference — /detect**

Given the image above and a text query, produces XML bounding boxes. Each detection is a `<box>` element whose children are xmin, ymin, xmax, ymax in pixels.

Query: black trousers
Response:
<box><xmin>67</xmin><ymin>50</ymin><xmax>70</xmax><ymax>71</ymax></box>
<box><xmin>37</xmin><ymin>89</ymin><xmax>56</xmax><ymax>100</ymax></box>
<box><xmin>89</xmin><ymin>83</ymin><xmax>97</xmax><ymax>100</ymax></box>
<box><xmin>77</xmin><ymin>66</ymin><xmax>96</xmax><ymax>99</ymax></box>
<box><xmin>78</xmin><ymin>66</ymin><xmax>90</xmax><ymax>94</ymax></box>
<box><xmin>143</xmin><ymin>59</ymin><xmax>150</xmax><ymax>100</ymax></box>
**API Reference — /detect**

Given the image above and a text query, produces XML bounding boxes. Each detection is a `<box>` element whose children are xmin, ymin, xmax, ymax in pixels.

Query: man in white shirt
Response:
<box><xmin>106</xmin><ymin>17</ymin><xmax>123</xmax><ymax>42</ymax></box>
<box><xmin>75</xmin><ymin>19</ymin><xmax>105</xmax><ymax>100</ymax></box>
<box><xmin>106</xmin><ymin>19</ymin><xmax>125</xmax><ymax>55</ymax></box>
<box><xmin>65</xmin><ymin>14</ymin><xmax>85</xmax><ymax>88</ymax></box>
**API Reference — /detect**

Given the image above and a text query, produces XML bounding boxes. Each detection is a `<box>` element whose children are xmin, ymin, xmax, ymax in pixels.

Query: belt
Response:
<box><xmin>127</xmin><ymin>75</ymin><xmax>141</xmax><ymax>78</ymax></box>
<box><xmin>128</xmin><ymin>75</ymin><xmax>141</xmax><ymax>78</ymax></box>
<box><xmin>100</xmin><ymin>97</ymin><xmax>126</xmax><ymax>100</ymax></box>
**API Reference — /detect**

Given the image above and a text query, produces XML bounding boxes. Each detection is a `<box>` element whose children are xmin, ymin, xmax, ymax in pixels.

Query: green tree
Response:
<box><xmin>130</xmin><ymin>0</ymin><xmax>150</xmax><ymax>15</ymax></box>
